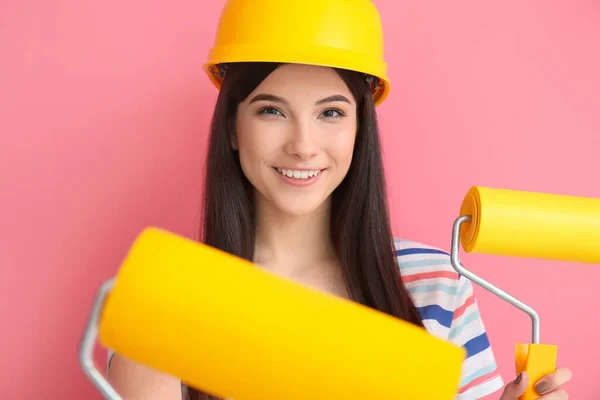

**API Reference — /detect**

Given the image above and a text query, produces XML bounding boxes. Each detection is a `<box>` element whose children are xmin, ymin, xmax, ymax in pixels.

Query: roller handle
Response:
<box><xmin>515</xmin><ymin>343</ymin><xmax>558</xmax><ymax>400</ymax></box>
<box><xmin>450</xmin><ymin>210</ymin><xmax>560</xmax><ymax>400</ymax></box>
<box><xmin>79</xmin><ymin>278</ymin><xmax>123</xmax><ymax>400</ymax></box>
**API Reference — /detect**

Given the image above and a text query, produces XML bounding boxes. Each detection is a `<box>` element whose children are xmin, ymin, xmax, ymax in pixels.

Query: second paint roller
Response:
<box><xmin>450</xmin><ymin>185</ymin><xmax>600</xmax><ymax>400</ymax></box>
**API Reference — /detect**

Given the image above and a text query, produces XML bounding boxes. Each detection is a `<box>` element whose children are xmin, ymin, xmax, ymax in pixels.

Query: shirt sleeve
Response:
<box><xmin>449</xmin><ymin>274</ymin><xmax>505</xmax><ymax>399</ymax></box>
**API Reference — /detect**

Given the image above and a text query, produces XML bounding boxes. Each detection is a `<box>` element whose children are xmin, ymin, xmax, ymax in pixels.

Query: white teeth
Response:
<box><xmin>276</xmin><ymin>168</ymin><xmax>322</xmax><ymax>180</ymax></box>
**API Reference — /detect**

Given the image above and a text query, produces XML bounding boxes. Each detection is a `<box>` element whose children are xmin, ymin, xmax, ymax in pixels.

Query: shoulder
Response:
<box><xmin>393</xmin><ymin>238</ymin><xmax>505</xmax><ymax>400</ymax></box>
<box><xmin>393</xmin><ymin>237</ymin><xmax>461</xmax><ymax>336</ymax></box>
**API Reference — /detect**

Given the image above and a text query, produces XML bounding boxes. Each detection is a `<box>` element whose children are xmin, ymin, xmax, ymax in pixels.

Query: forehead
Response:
<box><xmin>250</xmin><ymin>64</ymin><xmax>353</xmax><ymax>103</ymax></box>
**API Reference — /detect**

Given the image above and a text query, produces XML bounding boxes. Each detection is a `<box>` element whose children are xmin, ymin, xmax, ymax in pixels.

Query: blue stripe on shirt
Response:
<box><xmin>396</xmin><ymin>248</ymin><xmax>450</xmax><ymax>256</ymax></box>
<box><xmin>463</xmin><ymin>332</ymin><xmax>490</xmax><ymax>357</ymax></box>
<box><xmin>399</xmin><ymin>258</ymin><xmax>452</xmax><ymax>269</ymax></box>
<box><xmin>408</xmin><ymin>283</ymin><xmax>459</xmax><ymax>296</ymax></box>
<box><xmin>448</xmin><ymin>309</ymin><xmax>481</xmax><ymax>340</ymax></box>
<box><xmin>460</xmin><ymin>362</ymin><xmax>499</xmax><ymax>387</ymax></box>
<box><xmin>416</xmin><ymin>304</ymin><xmax>454</xmax><ymax>328</ymax></box>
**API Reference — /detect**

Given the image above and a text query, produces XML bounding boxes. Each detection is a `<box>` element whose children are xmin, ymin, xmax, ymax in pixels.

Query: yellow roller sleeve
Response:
<box><xmin>459</xmin><ymin>186</ymin><xmax>600</xmax><ymax>264</ymax></box>
<box><xmin>98</xmin><ymin>228</ymin><xmax>465</xmax><ymax>400</ymax></box>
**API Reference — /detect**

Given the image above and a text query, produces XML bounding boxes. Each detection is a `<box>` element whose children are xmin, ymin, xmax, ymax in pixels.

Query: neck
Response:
<box><xmin>253</xmin><ymin>194</ymin><xmax>335</xmax><ymax>273</ymax></box>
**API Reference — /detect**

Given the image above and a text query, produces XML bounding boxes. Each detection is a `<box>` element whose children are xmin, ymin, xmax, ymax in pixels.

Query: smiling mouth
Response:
<box><xmin>273</xmin><ymin>167</ymin><xmax>324</xmax><ymax>180</ymax></box>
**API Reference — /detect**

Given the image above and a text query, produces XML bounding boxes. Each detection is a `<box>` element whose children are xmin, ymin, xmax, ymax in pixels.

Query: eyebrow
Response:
<box><xmin>249</xmin><ymin>93</ymin><xmax>288</xmax><ymax>105</ymax></box>
<box><xmin>248</xmin><ymin>93</ymin><xmax>351</xmax><ymax>106</ymax></box>
<box><xmin>316</xmin><ymin>95</ymin><xmax>351</xmax><ymax>105</ymax></box>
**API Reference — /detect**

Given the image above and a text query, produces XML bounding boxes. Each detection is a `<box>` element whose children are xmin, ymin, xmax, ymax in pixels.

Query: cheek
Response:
<box><xmin>329</xmin><ymin>126</ymin><xmax>357</xmax><ymax>166</ymax></box>
<box><xmin>236</xmin><ymin>121</ymin><xmax>281</xmax><ymax>171</ymax></box>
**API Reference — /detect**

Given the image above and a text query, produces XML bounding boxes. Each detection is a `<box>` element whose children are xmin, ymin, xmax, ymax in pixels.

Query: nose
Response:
<box><xmin>284</xmin><ymin>120</ymin><xmax>319</xmax><ymax>160</ymax></box>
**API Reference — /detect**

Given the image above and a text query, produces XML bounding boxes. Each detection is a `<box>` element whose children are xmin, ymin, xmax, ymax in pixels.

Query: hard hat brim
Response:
<box><xmin>203</xmin><ymin>43</ymin><xmax>390</xmax><ymax>106</ymax></box>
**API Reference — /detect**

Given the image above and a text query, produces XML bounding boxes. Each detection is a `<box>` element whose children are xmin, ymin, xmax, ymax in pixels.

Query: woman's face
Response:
<box><xmin>234</xmin><ymin>64</ymin><xmax>358</xmax><ymax>217</ymax></box>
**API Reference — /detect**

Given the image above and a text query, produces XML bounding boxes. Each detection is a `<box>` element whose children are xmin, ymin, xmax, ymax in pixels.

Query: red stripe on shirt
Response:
<box><xmin>401</xmin><ymin>270</ymin><xmax>457</xmax><ymax>283</ymax></box>
<box><xmin>453</xmin><ymin>294</ymin><xmax>475</xmax><ymax>320</ymax></box>
<box><xmin>458</xmin><ymin>371</ymin><xmax>500</xmax><ymax>394</ymax></box>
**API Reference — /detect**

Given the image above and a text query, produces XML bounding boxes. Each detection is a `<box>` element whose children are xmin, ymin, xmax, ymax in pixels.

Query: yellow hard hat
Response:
<box><xmin>203</xmin><ymin>0</ymin><xmax>390</xmax><ymax>106</ymax></box>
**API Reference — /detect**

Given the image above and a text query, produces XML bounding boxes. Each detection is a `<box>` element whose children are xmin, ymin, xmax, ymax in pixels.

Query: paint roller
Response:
<box><xmin>450</xmin><ymin>186</ymin><xmax>600</xmax><ymax>400</ymax></box>
<box><xmin>79</xmin><ymin>227</ymin><xmax>466</xmax><ymax>400</ymax></box>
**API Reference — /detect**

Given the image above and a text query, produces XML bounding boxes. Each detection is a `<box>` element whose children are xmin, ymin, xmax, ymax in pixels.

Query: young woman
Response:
<box><xmin>107</xmin><ymin>1</ymin><xmax>571</xmax><ymax>399</ymax></box>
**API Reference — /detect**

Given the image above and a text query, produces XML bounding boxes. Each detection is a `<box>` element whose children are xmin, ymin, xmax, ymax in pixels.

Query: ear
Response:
<box><xmin>230</xmin><ymin>131</ymin><xmax>239</xmax><ymax>151</ymax></box>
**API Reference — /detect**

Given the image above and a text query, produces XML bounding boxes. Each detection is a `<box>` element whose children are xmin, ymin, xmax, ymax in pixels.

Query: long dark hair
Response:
<box><xmin>186</xmin><ymin>62</ymin><xmax>425</xmax><ymax>400</ymax></box>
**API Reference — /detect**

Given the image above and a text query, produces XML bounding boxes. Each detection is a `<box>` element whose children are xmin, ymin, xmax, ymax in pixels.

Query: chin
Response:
<box><xmin>271</xmin><ymin>198</ymin><xmax>327</xmax><ymax>217</ymax></box>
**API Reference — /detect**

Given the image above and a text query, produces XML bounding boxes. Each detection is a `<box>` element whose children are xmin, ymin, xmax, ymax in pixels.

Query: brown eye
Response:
<box><xmin>321</xmin><ymin>108</ymin><xmax>344</xmax><ymax>118</ymax></box>
<box><xmin>258</xmin><ymin>106</ymin><xmax>284</xmax><ymax>116</ymax></box>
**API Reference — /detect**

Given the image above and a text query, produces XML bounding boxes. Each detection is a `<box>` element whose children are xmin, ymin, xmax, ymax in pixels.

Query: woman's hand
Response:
<box><xmin>499</xmin><ymin>367</ymin><xmax>572</xmax><ymax>399</ymax></box>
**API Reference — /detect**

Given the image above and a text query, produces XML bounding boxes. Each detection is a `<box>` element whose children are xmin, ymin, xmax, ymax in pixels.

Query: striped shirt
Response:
<box><xmin>108</xmin><ymin>238</ymin><xmax>505</xmax><ymax>399</ymax></box>
<box><xmin>395</xmin><ymin>237</ymin><xmax>504</xmax><ymax>399</ymax></box>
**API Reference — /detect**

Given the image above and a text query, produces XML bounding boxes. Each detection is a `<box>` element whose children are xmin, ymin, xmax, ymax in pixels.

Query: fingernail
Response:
<box><xmin>535</xmin><ymin>381</ymin><xmax>549</xmax><ymax>394</ymax></box>
<box><xmin>515</xmin><ymin>373</ymin><xmax>522</xmax><ymax>384</ymax></box>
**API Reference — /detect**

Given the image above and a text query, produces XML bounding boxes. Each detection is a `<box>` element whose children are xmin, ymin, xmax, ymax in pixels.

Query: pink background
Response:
<box><xmin>1</xmin><ymin>1</ymin><xmax>599</xmax><ymax>398</ymax></box>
